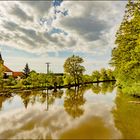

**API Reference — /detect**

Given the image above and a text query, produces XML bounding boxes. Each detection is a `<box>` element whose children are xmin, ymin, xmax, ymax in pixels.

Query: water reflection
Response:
<box><xmin>0</xmin><ymin>82</ymin><xmax>132</xmax><ymax>139</ymax></box>
<box><xmin>112</xmin><ymin>91</ymin><xmax>140</xmax><ymax>139</ymax></box>
<box><xmin>0</xmin><ymin>93</ymin><xmax>13</xmax><ymax>110</ymax></box>
<box><xmin>64</xmin><ymin>87</ymin><xmax>86</xmax><ymax>118</ymax></box>
<box><xmin>0</xmin><ymin>82</ymin><xmax>116</xmax><ymax>111</ymax></box>
<box><xmin>92</xmin><ymin>81</ymin><xmax>116</xmax><ymax>94</ymax></box>
<box><xmin>18</xmin><ymin>89</ymin><xmax>64</xmax><ymax>110</ymax></box>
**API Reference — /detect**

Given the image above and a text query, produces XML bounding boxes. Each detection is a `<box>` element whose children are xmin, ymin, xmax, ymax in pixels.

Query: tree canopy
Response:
<box><xmin>110</xmin><ymin>0</ymin><xmax>140</xmax><ymax>95</ymax></box>
<box><xmin>64</xmin><ymin>55</ymin><xmax>85</xmax><ymax>85</ymax></box>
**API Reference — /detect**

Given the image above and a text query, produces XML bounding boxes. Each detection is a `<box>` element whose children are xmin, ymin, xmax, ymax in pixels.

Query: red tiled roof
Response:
<box><xmin>3</xmin><ymin>64</ymin><xmax>23</xmax><ymax>78</ymax></box>
<box><xmin>13</xmin><ymin>72</ymin><xmax>24</xmax><ymax>78</ymax></box>
<box><xmin>4</xmin><ymin>65</ymin><xmax>13</xmax><ymax>72</ymax></box>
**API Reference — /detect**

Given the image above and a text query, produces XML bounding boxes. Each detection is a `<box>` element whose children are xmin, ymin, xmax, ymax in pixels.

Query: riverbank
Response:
<box><xmin>0</xmin><ymin>80</ymin><xmax>116</xmax><ymax>94</ymax></box>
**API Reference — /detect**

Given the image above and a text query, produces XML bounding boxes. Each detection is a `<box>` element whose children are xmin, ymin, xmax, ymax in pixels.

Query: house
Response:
<box><xmin>0</xmin><ymin>52</ymin><xmax>24</xmax><ymax>78</ymax></box>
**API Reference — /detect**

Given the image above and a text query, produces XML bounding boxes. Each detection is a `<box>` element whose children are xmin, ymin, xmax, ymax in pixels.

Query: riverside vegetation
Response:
<box><xmin>110</xmin><ymin>0</ymin><xmax>140</xmax><ymax>96</ymax></box>
<box><xmin>0</xmin><ymin>55</ymin><xmax>115</xmax><ymax>91</ymax></box>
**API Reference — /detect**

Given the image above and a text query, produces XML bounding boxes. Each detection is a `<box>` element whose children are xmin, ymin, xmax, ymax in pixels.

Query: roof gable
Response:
<box><xmin>4</xmin><ymin>65</ymin><xmax>13</xmax><ymax>72</ymax></box>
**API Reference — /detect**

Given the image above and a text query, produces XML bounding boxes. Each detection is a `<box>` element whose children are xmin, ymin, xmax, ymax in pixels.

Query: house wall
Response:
<box><xmin>5</xmin><ymin>72</ymin><xmax>13</xmax><ymax>76</ymax></box>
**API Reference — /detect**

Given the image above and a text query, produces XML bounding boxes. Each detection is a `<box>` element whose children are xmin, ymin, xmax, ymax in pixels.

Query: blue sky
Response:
<box><xmin>0</xmin><ymin>1</ymin><xmax>126</xmax><ymax>74</ymax></box>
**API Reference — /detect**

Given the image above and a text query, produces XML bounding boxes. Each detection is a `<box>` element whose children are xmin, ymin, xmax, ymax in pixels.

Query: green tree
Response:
<box><xmin>46</xmin><ymin>73</ymin><xmax>56</xmax><ymax>87</ymax></box>
<box><xmin>106</xmin><ymin>69</ymin><xmax>115</xmax><ymax>80</ymax></box>
<box><xmin>64</xmin><ymin>74</ymin><xmax>74</xmax><ymax>85</ymax></box>
<box><xmin>23</xmin><ymin>63</ymin><xmax>30</xmax><ymax>78</ymax></box>
<box><xmin>110</xmin><ymin>0</ymin><xmax>140</xmax><ymax>95</ymax></box>
<box><xmin>6</xmin><ymin>76</ymin><xmax>17</xmax><ymax>86</ymax></box>
<box><xmin>64</xmin><ymin>55</ymin><xmax>85</xmax><ymax>85</ymax></box>
<box><xmin>83</xmin><ymin>74</ymin><xmax>93</xmax><ymax>83</ymax></box>
<box><xmin>37</xmin><ymin>73</ymin><xmax>46</xmax><ymax>87</ymax></box>
<box><xmin>55</xmin><ymin>76</ymin><xmax>64</xmax><ymax>87</ymax></box>
<box><xmin>100</xmin><ymin>68</ymin><xmax>108</xmax><ymax>81</ymax></box>
<box><xmin>27</xmin><ymin>71</ymin><xmax>39</xmax><ymax>87</ymax></box>
<box><xmin>92</xmin><ymin>70</ymin><xmax>101</xmax><ymax>81</ymax></box>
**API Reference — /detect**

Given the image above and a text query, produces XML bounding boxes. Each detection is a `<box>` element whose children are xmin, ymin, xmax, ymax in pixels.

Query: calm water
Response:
<box><xmin>0</xmin><ymin>82</ymin><xmax>140</xmax><ymax>139</ymax></box>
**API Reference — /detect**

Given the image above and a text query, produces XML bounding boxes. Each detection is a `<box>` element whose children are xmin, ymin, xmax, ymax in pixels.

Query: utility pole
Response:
<box><xmin>45</xmin><ymin>62</ymin><xmax>50</xmax><ymax>74</ymax></box>
<box><xmin>45</xmin><ymin>62</ymin><xmax>50</xmax><ymax>111</ymax></box>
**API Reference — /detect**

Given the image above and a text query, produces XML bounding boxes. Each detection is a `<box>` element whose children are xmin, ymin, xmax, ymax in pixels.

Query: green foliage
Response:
<box><xmin>5</xmin><ymin>76</ymin><xmax>17</xmax><ymax>86</ymax></box>
<box><xmin>44</xmin><ymin>74</ymin><xmax>53</xmax><ymax>86</ymax></box>
<box><xmin>37</xmin><ymin>73</ymin><xmax>46</xmax><ymax>87</ymax></box>
<box><xmin>20</xmin><ymin>71</ymin><xmax>64</xmax><ymax>88</ymax></box>
<box><xmin>110</xmin><ymin>0</ymin><xmax>140</xmax><ymax>95</ymax></box>
<box><xmin>82</xmin><ymin>74</ymin><xmax>93</xmax><ymax>83</ymax></box>
<box><xmin>106</xmin><ymin>69</ymin><xmax>115</xmax><ymax>80</ymax></box>
<box><xmin>46</xmin><ymin>73</ymin><xmax>58</xmax><ymax>87</ymax></box>
<box><xmin>92</xmin><ymin>69</ymin><xmax>115</xmax><ymax>82</ymax></box>
<box><xmin>16</xmin><ymin>79</ymin><xmax>24</xmax><ymax>88</ymax></box>
<box><xmin>100</xmin><ymin>68</ymin><xmax>109</xmax><ymax>81</ymax></box>
<box><xmin>92</xmin><ymin>70</ymin><xmax>101</xmax><ymax>81</ymax></box>
<box><xmin>64</xmin><ymin>55</ymin><xmax>85</xmax><ymax>85</ymax></box>
<box><xmin>64</xmin><ymin>74</ymin><xmax>74</xmax><ymax>85</ymax></box>
<box><xmin>55</xmin><ymin>76</ymin><xmax>64</xmax><ymax>86</ymax></box>
<box><xmin>27</xmin><ymin>71</ymin><xmax>39</xmax><ymax>87</ymax></box>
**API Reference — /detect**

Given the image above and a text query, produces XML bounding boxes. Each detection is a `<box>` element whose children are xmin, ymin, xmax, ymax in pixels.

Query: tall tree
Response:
<box><xmin>110</xmin><ymin>0</ymin><xmax>140</xmax><ymax>94</ymax></box>
<box><xmin>23</xmin><ymin>63</ymin><xmax>30</xmax><ymax>78</ymax></box>
<box><xmin>64</xmin><ymin>55</ymin><xmax>85</xmax><ymax>85</ymax></box>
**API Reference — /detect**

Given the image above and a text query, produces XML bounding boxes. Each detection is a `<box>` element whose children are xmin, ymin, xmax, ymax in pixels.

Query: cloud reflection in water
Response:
<box><xmin>0</xmin><ymin>84</ymin><xmax>122</xmax><ymax>139</ymax></box>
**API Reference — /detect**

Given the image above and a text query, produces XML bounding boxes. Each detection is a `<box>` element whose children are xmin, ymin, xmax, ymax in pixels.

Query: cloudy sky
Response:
<box><xmin>0</xmin><ymin>0</ymin><xmax>126</xmax><ymax>74</ymax></box>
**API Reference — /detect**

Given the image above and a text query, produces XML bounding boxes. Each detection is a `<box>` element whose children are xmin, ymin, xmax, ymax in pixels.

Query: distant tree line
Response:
<box><xmin>0</xmin><ymin>55</ymin><xmax>115</xmax><ymax>90</ymax></box>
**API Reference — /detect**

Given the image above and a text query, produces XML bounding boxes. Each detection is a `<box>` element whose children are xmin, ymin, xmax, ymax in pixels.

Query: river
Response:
<box><xmin>0</xmin><ymin>82</ymin><xmax>140</xmax><ymax>139</ymax></box>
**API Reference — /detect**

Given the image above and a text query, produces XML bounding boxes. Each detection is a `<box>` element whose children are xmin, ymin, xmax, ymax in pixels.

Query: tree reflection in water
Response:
<box><xmin>18</xmin><ymin>89</ymin><xmax>64</xmax><ymax>110</ymax></box>
<box><xmin>64</xmin><ymin>86</ymin><xmax>87</xmax><ymax>118</ymax></box>
<box><xmin>112</xmin><ymin>91</ymin><xmax>140</xmax><ymax>139</ymax></box>
<box><xmin>92</xmin><ymin>81</ymin><xmax>116</xmax><ymax>94</ymax></box>
<box><xmin>0</xmin><ymin>82</ymin><xmax>116</xmax><ymax>113</ymax></box>
<box><xmin>0</xmin><ymin>93</ymin><xmax>13</xmax><ymax>110</ymax></box>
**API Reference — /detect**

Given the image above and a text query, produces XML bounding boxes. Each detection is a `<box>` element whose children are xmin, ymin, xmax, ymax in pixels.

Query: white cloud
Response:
<box><xmin>0</xmin><ymin>1</ymin><xmax>126</xmax><ymax>55</ymax></box>
<box><xmin>55</xmin><ymin>1</ymin><xmax>126</xmax><ymax>51</ymax></box>
<box><xmin>0</xmin><ymin>1</ymin><xmax>127</xmax><ymax>73</ymax></box>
